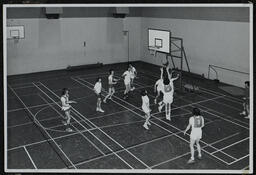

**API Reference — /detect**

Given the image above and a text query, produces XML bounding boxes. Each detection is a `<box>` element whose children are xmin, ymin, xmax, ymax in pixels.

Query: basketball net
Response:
<box><xmin>13</xmin><ymin>36</ymin><xmax>19</xmax><ymax>44</ymax></box>
<box><xmin>149</xmin><ymin>46</ymin><xmax>160</xmax><ymax>57</ymax></box>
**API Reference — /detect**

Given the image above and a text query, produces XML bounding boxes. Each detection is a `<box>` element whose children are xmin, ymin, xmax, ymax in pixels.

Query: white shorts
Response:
<box><xmin>190</xmin><ymin>129</ymin><xmax>202</xmax><ymax>140</ymax></box>
<box><xmin>163</xmin><ymin>93</ymin><xmax>173</xmax><ymax>104</ymax></box>
<box><xmin>62</xmin><ymin>105</ymin><xmax>71</xmax><ymax>111</ymax></box>
<box><xmin>130</xmin><ymin>74</ymin><xmax>135</xmax><ymax>79</ymax></box>
<box><xmin>124</xmin><ymin>79</ymin><xmax>131</xmax><ymax>86</ymax></box>
<box><xmin>142</xmin><ymin>106</ymin><xmax>150</xmax><ymax>114</ymax></box>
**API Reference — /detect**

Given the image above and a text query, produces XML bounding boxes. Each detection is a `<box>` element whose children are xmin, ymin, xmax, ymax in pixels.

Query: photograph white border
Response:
<box><xmin>3</xmin><ymin>3</ymin><xmax>253</xmax><ymax>174</ymax></box>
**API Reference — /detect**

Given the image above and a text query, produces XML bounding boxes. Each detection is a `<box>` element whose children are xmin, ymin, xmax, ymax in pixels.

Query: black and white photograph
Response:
<box><xmin>3</xmin><ymin>2</ymin><xmax>253</xmax><ymax>174</ymax></box>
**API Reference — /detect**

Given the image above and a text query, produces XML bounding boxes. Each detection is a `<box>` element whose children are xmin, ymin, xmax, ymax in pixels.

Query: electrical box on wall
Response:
<box><xmin>44</xmin><ymin>7</ymin><xmax>63</xmax><ymax>19</ymax></box>
<box><xmin>113</xmin><ymin>7</ymin><xmax>129</xmax><ymax>18</ymax></box>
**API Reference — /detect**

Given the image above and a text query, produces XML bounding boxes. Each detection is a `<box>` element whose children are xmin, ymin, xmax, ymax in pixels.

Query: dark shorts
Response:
<box><xmin>96</xmin><ymin>92</ymin><xmax>102</xmax><ymax>99</ymax></box>
<box><xmin>109</xmin><ymin>84</ymin><xmax>114</xmax><ymax>89</ymax></box>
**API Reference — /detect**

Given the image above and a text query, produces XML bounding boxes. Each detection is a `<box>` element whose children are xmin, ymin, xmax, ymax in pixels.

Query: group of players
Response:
<box><xmin>59</xmin><ymin>62</ymin><xmax>208</xmax><ymax>164</ymax></box>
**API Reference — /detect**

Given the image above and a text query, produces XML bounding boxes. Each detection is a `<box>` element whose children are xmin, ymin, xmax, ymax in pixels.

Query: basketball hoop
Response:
<box><xmin>149</xmin><ymin>46</ymin><xmax>160</xmax><ymax>57</ymax></box>
<box><xmin>13</xmin><ymin>36</ymin><xmax>19</xmax><ymax>44</ymax></box>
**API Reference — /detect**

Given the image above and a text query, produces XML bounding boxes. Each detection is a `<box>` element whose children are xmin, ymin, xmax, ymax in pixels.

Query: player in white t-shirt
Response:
<box><xmin>141</xmin><ymin>90</ymin><xmax>151</xmax><ymax>130</ymax></box>
<box><xmin>60</xmin><ymin>88</ymin><xmax>76</xmax><ymax>132</ymax></box>
<box><xmin>158</xmin><ymin>65</ymin><xmax>179</xmax><ymax>120</ymax></box>
<box><xmin>122</xmin><ymin>67</ymin><xmax>132</xmax><ymax>99</ymax></box>
<box><xmin>184</xmin><ymin>108</ymin><xmax>205</xmax><ymax>164</ymax></box>
<box><xmin>129</xmin><ymin>64</ymin><xmax>137</xmax><ymax>91</ymax></box>
<box><xmin>103</xmin><ymin>69</ymin><xmax>119</xmax><ymax>103</ymax></box>
<box><xmin>94</xmin><ymin>78</ymin><xmax>104</xmax><ymax>113</ymax></box>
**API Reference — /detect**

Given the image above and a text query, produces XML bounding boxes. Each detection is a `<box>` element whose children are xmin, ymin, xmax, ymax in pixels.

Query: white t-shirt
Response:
<box><xmin>189</xmin><ymin>116</ymin><xmax>204</xmax><ymax>131</ymax></box>
<box><xmin>61</xmin><ymin>95</ymin><xmax>71</xmax><ymax>110</ymax></box>
<box><xmin>123</xmin><ymin>71</ymin><xmax>131</xmax><ymax>83</ymax></box>
<box><xmin>142</xmin><ymin>95</ymin><xmax>150</xmax><ymax>113</ymax></box>
<box><xmin>130</xmin><ymin>67</ymin><xmax>136</xmax><ymax>78</ymax></box>
<box><xmin>108</xmin><ymin>75</ymin><xmax>113</xmax><ymax>85</ymax></box>
<box><xmin>94</xmin><ymin>82</ymin><xmax>102</xmax><ymax>94</ymax></box>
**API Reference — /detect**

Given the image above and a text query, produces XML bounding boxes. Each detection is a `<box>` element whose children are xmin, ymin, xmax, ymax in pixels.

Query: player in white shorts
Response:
<box><xmin>103</xmin><ymin>69</ymin><xmax>119</xmax><ymax>103</ymax></box>
<box><xmin>184</xmin><ymin>108</ymin><xmax>205</xmax><ymax>164</ymax></box>
<box><xmin>141</xmin><ymin>90</ymin><xmax>151</xmax><ymax>130</ymax></box>
<box><xmin>129</xmin><ymin>64</ymin><xmax>137</xmax><ymax>91</ymax></box>
<box><xmin>94</xmin><ymin>78</ymin><xmax>104</xmax><ymax>113</ymax></box>
<box><xmin>122</xmin><ymin>67</ymin><xmax>132</xmax><ymax>99</ymax></box>
<box><xmin>158</xmin><ymin>65</ymin><xmax>179</xmax><ymax>120</ymax></box>
<box><xmin>154</xmin><ymin>67</ymin><xmax>164</xmax><ymax>104</ymax></box>
<box><xmin>60</xmin><ymin>88</ymin><xmax>77</xmax><ymax>132</ymax></box>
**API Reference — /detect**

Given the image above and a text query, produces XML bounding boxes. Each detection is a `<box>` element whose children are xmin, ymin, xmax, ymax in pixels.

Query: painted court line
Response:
<box><xmin>7</xmin><ymin>84</ymin><xmax>77</xmax><ymax>169</ymax></box>
<box><xmin>8</xmin><ymin>131</ymin><xmax>85</xmax><ymax>152</ymax></box>
<box><xmin>7</xmin><ymin>93</ymin><xmax>96</xmax><ymax>113</ymax></box>
<box><xmin>37</xmin><ymin>82</ymin><xmax>135</xmax><ymax>169</ymax></box>
<box><xmin>23</xmin><ymin>146</ymin><xmax>37</xmax><ymax>169</ymax></box>
<box><xmin>72</xmin><ymin>130</ymin><xmax>183</xmax><ymax>168</ymax></box>
<box><xmin>68</xmin><ymin>78</ymin><xmax>151</xmax><ymax>169</ymax></box>
<box><xmin>211</xmin><ymin>137</ymin><xmax>249</xmax><ymax>155</ymax></box>
<box><xmin>193</xmin><ymin>92</ymin><xmax>248</xmax><ymax>126</ymax></box>
<box><xmin>73</xmin><ymin>77</ymin><xmax>232</xmax><ymax>166</ymax></box>
<box><xmin>150</xmin><ymin>131</ymin><xmax>241</xmax><ymax>168</ymax></box>
<box><xmin>140</xmin><ymin>70</ymin><xmax>243</xmax><ymax>104</ymax></box>
<box><xmin>8</xmin><ymin>114</ymin><xmax>62</xmax><ymax>129</ymax></box>
<box><xmin>228</xmin><ymin>154</ymin><xmax>249</xmax><ymax>166</ymax></box>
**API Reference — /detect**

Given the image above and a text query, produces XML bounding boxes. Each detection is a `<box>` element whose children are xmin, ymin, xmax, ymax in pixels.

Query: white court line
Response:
<box><xmin>182</xmin><ymin>99</ymin><xmax>249</xmax><ymax>130</ymax></box>
<box><xmin>23</xmin><ymin>146</ymin><xmax>37</xmax><ymax>169</ymax></box>
<box><xmin>74</xmin><ymin>77</ymin><xmax>231</xmax><ymax>166</ymax></box>
<box><xmin>7</xmin><ymin>93</ymin><xmax>95</xmax><ymax>112</ymax></box>
<box><xmin>196</xmin><ymin>92</ymin><xmax>243</xmax><ymax>112</ymax></box>
<box><xmin>8</xmin><ymin>114</ymin><xmax>62</xmax><ymax>129</ymax></box>
<box><xmin>140</xmin><ymin>70</ymin><xmax>243</xmax><ymax>104</ymax></box>
<box><xmin>8</xmin><ymin>130</ymin><xmax>86</xmax><ymax>151</ymax></box>
<box><xmin>37</xmin><ymin>93</ymin><xmax>106</xmax><ymax>156</ymax></box>
<box><xmin>73</xmin><ymin>131</ymin><xmax>183</xmax><ymax>168</ymax></box>
<box><xmin>36</xmin><ymin>82</ymin><xmax>135</xmax><ymax>169</ymax></box>
<box><xmin>211</xmin><ymin>137</ymin><xmax>249</xmax><ymax>155</ymax></box>
<box><xmin>66</xmin><ymin>78</ymin><xmax>151</xmax><ymax>169</ymax></box>
<box><xmin>228</xmin><ymin>154</ymin><xmax>249</xmax><ymax>166</ymax></box>
<box><xmin>7</xmin><ymin>84</ymin><xmax>77</xmax><ymax>169</ymax></box>
<box><xmin>192</xmin><ymin>93</ymin><xmax>249</xmax><ymax>126</ymax></box>
<box><xmin>150</xmin><ymin>132</ymin><xmax>240</xmax><ymax>168</ymax></box>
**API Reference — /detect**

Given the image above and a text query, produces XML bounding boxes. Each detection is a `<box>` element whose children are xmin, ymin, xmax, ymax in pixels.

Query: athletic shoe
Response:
<box><xmin>244</xmin><ymin>115</ymin><xmax>250</xmax><ymax>119</ymax></box>
<box><xmin>62</xmin><ymin>121</ymin><xmax>67</xmax><ymax>126</ymax></box>
<box><xmin>187</xmin><ymin>158</ymin><xmax>195</xmax><ymax>164</ymax></box>
<box><xmin>98</xmin><ymin>109</ymin><xmax>105</xmax><ymax>113</ymax></box>
<box><xmin>143</xmin><ymin>123</ymin><xmax>149</xmax><ymax>130</ymax></box>
<box><xmin>166</xmin><ymin>115</ymin><xmax>171</xmax><ymax>121</ymax></box>
<box><xmin>240</xmin><ymin>111</ymin><xmax>246</xmax><ymax>115</ymax></box>
<box><xmin>66</xmin><ymin>128</ymin><xmax>73</xmax><ymax>132</ymax></box>
<box><xmin>131</xmin><ymin>87</ymin><xmax>135</xmax><ymax>91</ymax></box>
<box><xmin>103</xmin><ymin>99</ymin><xmax>107</xmax><ymax>103</ymax></box>
<box><xmin>198</xmin><ymin>155</ymin><xmax>202</xmax><ymax>160</ymax></box>
<box><xmin>96</xmin><ymin>108</ymin><xmax>99</xmax><ymax>111</ymax></box>
<box><xmin>158</xmin><ymin>105</ymin><xmax>163</xmax><ymax>112</ymax></box>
